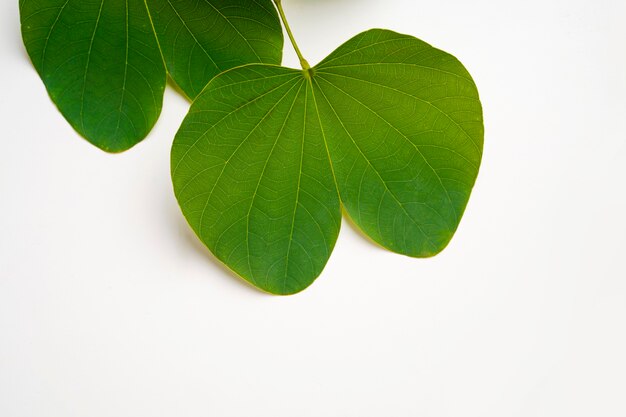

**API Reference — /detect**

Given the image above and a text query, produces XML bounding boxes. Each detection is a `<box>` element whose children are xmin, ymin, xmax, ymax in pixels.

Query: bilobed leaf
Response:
<box><xmin>172</xmin><ymin>29</ymin><xmax>483</xmax><ymax>294</ymax></box>
<box><xmin>19</xmin><ymin>0</ymin><xmax>283</xmax><ymax>152</ymax></box>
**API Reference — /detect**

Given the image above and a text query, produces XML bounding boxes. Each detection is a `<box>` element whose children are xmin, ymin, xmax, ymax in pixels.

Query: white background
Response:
<box><xmin>1</xmin><ymin>0</ymin><xmax>625</xmax><ymax>416</ymax></box>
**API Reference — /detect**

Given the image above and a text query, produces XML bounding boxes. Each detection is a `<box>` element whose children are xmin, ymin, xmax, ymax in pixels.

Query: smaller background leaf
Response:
<box><xmin>146</xmin><ymin>0</ymin><xmax>284</xmax><ymax>99</ymax></box>
<box><xmin>20</xmin><ymin>0</ymin><xmax>284</xmax><ymax>152</ymax></box>
<box><xmin>20</xmin><ymin>0</ymin><xmax>166</xmax><ymax>152</ymax></box>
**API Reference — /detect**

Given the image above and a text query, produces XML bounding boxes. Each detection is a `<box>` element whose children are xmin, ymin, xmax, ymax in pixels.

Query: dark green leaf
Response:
<box><xmin>172</xmin><ymin>29</ymin><xmax>483</xmax><ymax>294</ymax></box>
<box><xmin>20</xmin><ymin>0</ymin><xmax>166</xmax><ymax>152</ymax></box>
<box><xmin>20</xmin><ymin>0</ymin><xmax>283</xmax><ymax>152</ymax></box>
<box><xmin>146</xmin><ymin>0</ymin><xmax>284</xmax><ymax>99</ymax></box>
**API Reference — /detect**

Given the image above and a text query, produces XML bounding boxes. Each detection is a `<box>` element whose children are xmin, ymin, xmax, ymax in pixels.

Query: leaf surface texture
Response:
<box><xmin>172</xmin><ymin>30</ymin><xmax>484</xmax><ymax>294</ymax></box>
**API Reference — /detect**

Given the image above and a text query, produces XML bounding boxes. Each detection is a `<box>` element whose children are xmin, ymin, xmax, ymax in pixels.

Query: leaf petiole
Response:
<box><xmin>273</xmin><ymin>0</ymin><xmax>311</xmax><ymax>74</ymax></box>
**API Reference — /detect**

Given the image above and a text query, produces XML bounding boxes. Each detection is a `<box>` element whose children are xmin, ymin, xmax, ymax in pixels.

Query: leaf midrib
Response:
<box><xmin>282</xmin><ymin>80</ymin><xmax>307</xmax><ymax>293</ymax></box>
<box><xmin>114</xmin><ymin>0</ymin><xmax>130</xmax><ymax>136</ymax></box>
<box><xmin>79</xmin><ymin>0</ymin><xmax>105</xmax><ymax>133</ymax></box>
<box><xmin>245</xmin><ymin>80</ymin><xmax>305</xmax><ymax>287</ymax></box>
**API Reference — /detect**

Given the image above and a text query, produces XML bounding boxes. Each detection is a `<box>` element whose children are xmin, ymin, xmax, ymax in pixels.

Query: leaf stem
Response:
<box><xmin>273</xmin><ymin>0</ymin><xmax>311</xmax><ymax>72</ymax></box>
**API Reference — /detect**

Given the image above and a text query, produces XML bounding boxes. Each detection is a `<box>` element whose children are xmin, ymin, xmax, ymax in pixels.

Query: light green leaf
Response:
<box><xmin>314</xmin><ymin>30</ymin><xmax>483</xmax><ymax>257</ymax></box>
<box><xmin>20</xmin><ymin>0</ymin><xmax>283</xmax><ymax>152</ymax></box>
<box><xmin>172</xmin><ymin>29</ymin><xmax>483</xmax><ymax>294</ymax></box>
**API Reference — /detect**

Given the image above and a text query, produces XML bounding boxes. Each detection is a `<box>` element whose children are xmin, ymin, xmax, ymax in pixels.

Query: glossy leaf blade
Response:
<box><xmin>20</xmin><ymin>0</ymin><xmax>166</xmax><ymax>152</ymax></box>
<box><xmin>314</xmin><ymin>29</ymin><xmax>483</xmax><ymax>257</ymax></box>
<box><xmin>172</xmin><ymin>66</ymin><xmax>341</xmax><ymax>295</ymax></box>
<box><xmin>146</xmin><ymin>0</ymin><xmax>284</xmax><ymax>99</ymax></box>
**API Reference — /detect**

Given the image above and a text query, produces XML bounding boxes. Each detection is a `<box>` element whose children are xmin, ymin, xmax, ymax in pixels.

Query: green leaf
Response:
<box><xmin>172</xmin><ymin>29</ymin><xmax>483</xmax><ymax>294</ymax></box>
<box><xmin>172</xmin><ymin>66</ymin><xmax>341</xmax><ymax>294</ymax></box>
<box><xmin>145</xmin><ymin>0</ymin><xmax>284</xmax><ymax>100</ymax></box>
<box><xmin>19</xmin><ymin>0</ymin><xmax>283</xmax><ymax>152</ymax></box>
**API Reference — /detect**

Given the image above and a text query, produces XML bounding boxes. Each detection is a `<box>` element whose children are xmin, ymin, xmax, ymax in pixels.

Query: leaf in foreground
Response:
<box><xmin>172</xmin><ymin>29</ymin><xmax>484</xmax><ymax>295</ymax></box>
<box><xmin>19</xmin><ymin>0</ymin><xmax>283</xmax><ymax>152</ymax></box>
